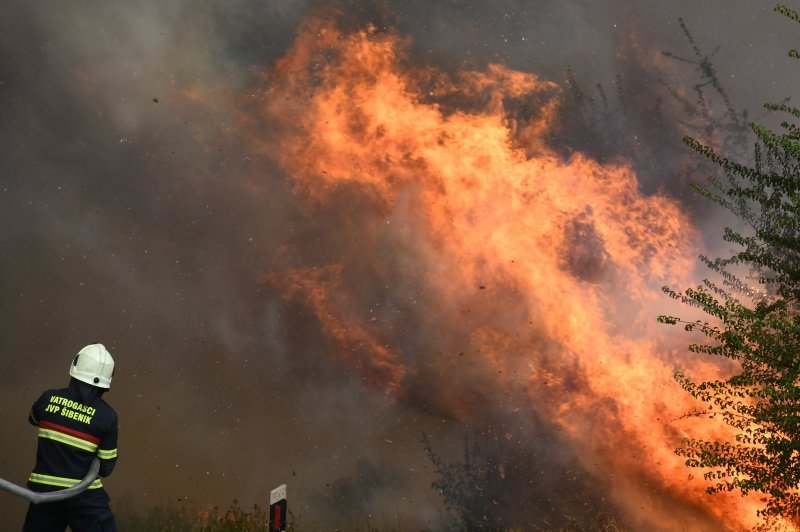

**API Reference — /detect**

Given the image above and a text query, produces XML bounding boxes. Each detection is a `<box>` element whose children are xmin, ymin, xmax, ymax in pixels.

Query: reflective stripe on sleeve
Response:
<box><xmin>38</xmin><ymin>428</ymin><xmax>98</xmax><ymax>453</ymax></box>
<box><xmin>28</xmin><ymin>472</ymin><xmax>103</xmax><ymax>489</ymax></box>
<box><xmin>97</xmin><ymin>448</ymin><xmax>117</xmax><ymax>460</ymax></box>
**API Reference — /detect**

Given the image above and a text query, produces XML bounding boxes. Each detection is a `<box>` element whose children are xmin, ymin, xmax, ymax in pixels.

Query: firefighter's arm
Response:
<box><xmin>28</xmin><ymin>393</ymin><xmax>45</xmax><ymax>426</ymax></box>
<box><xmin>97</xmin><ymin>412</ymin><xmax>118</xmax><ymax>477</ymax></box>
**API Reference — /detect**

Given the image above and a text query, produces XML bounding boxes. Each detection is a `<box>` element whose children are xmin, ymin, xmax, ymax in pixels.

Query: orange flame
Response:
<box><xmin>245</xmin><ymin>15</ymin><xmax>784</xmax><ymax>530</ymax></box>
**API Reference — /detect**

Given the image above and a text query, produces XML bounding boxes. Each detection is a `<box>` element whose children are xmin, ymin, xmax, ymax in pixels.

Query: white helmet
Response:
<box><xmin>70</xmin><ymin>343</ymin><xmax>115</xmax><ymax>389</ymax></box>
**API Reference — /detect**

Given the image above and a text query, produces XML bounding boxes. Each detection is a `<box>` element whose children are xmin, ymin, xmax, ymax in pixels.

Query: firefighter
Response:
<box><xmin>22</xmin><ymin>343</ymin><xmax>118</xmax><ymax>532</ymax></box>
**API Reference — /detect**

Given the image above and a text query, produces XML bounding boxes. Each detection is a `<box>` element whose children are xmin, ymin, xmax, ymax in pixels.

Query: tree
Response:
<box><xmin>422</xmin><ymin>431</ymin><xmax>503</xmax><ymax>530</ymax></box>
<box><xmin>659</xmin><ymin>4</ymin><xmax>800</xmax><ymax>520</ymax></box>
<box><xmin>420</xmin><ymin>430</ymin><xmax>624</xmax><ymax>530</ymax></box>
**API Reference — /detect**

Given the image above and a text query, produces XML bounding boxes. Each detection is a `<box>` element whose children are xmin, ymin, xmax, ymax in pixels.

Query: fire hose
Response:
<box><xmin>0</xmin><ymin>458</ymin><xmax>100</xmax><ymax>504</ymax></box>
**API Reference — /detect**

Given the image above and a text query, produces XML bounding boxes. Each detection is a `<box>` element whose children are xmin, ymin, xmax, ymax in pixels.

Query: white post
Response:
<box><xmin>269</xmin><ymin>483</ymin><xmax>287</xmax><ymax>532</ymax></box>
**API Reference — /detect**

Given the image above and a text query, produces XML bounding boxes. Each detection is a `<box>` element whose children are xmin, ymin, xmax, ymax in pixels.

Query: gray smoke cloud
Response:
<box><xmin>0</xmin><ymin>0</ymin><xmax>797</xmax><ymax>528</ymax></box>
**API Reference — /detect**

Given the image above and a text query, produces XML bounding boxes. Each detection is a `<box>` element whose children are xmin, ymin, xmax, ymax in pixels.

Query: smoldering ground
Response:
<box><xmin>0</xmin><ymin>0</ymin><xmax>798</xmax><ymax>529</ymax></box>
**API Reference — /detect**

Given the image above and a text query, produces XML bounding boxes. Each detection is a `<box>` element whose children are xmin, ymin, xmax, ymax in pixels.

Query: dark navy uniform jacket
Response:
<box><xmin>27</xmin><ymin>380</ymin><xmax>118</xmax><ymax>493</ymax></box>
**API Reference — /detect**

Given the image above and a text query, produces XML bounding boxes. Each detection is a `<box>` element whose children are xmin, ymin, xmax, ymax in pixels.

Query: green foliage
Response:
<box><xmin>662</xmin><ymin>4</ymin><xmax>800</xmax><ymax>520</ymax></box>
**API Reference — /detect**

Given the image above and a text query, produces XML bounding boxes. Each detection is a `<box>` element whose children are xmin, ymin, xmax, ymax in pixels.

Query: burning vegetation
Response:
<box><xmin>5</xmin><ymin>0</ymin><xmax>800</xmax><ymax>529</ymax></box>
<box><xmin>242</xmin><ymin>10</ymin><xmax>771</xmax><ymax>530</ymax></box>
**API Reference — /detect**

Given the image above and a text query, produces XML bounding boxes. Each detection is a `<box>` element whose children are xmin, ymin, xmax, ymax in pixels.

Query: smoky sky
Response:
<box><xmin>0</xmin><ymin>0</ymin><xmax>799</xmax><ymax>529</ymax></box>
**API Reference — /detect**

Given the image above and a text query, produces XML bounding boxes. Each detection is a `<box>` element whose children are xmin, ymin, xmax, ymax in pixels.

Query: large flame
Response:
<box><xmin>245</xmin><ymin>16</ymin><xmax>775</xmax><ymax>530</ymax></box>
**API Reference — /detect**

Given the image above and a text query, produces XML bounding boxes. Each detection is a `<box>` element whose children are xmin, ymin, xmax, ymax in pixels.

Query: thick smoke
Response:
<box><xmin>0</xmin><ymin>0</ymin><xmax>797</xmax><ymax>529</ymax></box>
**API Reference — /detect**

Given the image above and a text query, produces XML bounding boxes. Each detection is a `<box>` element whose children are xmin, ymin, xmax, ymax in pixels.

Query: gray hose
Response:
<box><xmin>0</xmin><ymin>458</ymin><xmax>100</xmax><ymax>504</ymax></box>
